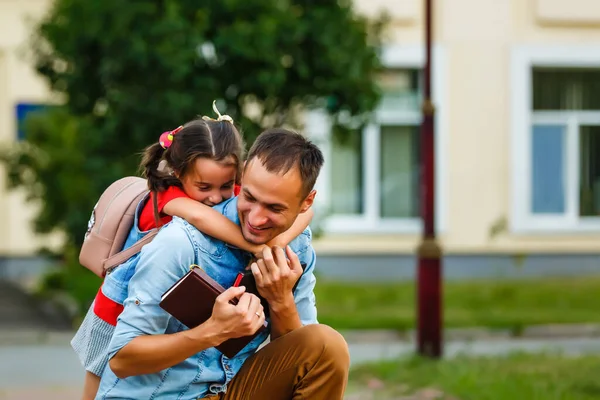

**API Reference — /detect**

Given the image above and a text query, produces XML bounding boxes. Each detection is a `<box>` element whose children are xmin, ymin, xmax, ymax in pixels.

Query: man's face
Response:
<box><xmin>237</xmin><ymin>158</ymin><xmax>315</xmax><ymax>244</ymax></box>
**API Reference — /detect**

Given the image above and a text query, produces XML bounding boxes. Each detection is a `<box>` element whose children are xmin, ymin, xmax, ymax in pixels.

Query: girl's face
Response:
<box><xmin>178</xmin><ymin>157</ymin><xmax>237</xmax><ymax>206</ymax></box>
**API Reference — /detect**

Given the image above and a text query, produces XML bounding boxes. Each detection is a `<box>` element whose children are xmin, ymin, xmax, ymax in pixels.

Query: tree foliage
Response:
<box><xmin>2</xmin><ymin>0</ymin><xmax>384</xmax><ymax>253</ymax></box>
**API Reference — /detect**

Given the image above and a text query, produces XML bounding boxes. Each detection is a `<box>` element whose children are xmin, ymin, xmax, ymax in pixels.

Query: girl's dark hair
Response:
<box><xmin>140</xmin><ymin>119</ymin><xmax>245</xmax><ymax>222</ymax></box>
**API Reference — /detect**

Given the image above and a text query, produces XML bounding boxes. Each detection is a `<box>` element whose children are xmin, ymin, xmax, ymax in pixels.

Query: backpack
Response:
<box><xmin>79</xmin><ymin>176</ymin><xmax>159</xmax><ymax>277</ymax></box>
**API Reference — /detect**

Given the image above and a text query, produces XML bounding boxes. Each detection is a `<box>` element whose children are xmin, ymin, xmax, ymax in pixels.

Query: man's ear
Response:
<box><xmin>300</xmin><ymin>190</ymin><xmax>316</xmax><ymax>213</ymax></box>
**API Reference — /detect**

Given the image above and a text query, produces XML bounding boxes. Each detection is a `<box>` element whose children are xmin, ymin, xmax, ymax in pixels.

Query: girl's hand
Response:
<box><xmin>267</xmin><ymin>239</ymin><xmax>287</xmax><ymax>250</ymax></box>
<box><xmin>251</xmin><ymin>244</ymin><xmax>268</xmax><ymax>260</ymax></box>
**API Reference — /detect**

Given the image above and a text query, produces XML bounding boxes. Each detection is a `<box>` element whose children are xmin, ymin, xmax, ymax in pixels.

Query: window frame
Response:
<box><xmin>308</xmin><ymin>45</ymin><xmax>447</xmax><ymax>234</ymax></box>
<box><xmin>511</xmin><ymin>45</ymin><xmax>600</xmax><ymax>233</ymax></box>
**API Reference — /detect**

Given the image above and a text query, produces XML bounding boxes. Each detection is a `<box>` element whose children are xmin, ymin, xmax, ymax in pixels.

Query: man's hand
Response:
<box><xmin>205</xmin><ymin>286</ymin><xmax>266</xmax><ymax>342</ymax></box>
<box><xmin>250</xmin><ymin>246</ymin><xmax>303</xmax><ymax>307</ymax></box>
<box><xmin>112</xmin><ymin>286</ymin><xmax>265</xmax><ymax>378</ymax></box>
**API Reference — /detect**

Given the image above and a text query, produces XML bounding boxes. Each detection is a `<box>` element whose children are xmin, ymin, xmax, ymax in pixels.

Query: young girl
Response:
<box><xmin>72</xmin><ymin>106</ymin><xmax>313</xmax><ymax>400</ymax></box>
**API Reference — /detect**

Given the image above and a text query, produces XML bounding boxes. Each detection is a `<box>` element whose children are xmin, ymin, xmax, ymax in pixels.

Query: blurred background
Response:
<box><xmin>1</xmin><ymin>0</ymin><xmax>600</xmax><ymax>399</ymax></box>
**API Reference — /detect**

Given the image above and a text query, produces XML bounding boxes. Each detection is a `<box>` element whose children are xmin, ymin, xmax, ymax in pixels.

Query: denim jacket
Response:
<box><xmin>96</xmin><ymin>197</ymin><xmax>318</xmax><ymax>400</ymax></box>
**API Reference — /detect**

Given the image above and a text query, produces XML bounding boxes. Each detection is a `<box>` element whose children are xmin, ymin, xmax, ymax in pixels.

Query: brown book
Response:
<box><xmin>159</xmin><ymin>265</ymin><xmax>267</xmax><ymax>358</ymax></box>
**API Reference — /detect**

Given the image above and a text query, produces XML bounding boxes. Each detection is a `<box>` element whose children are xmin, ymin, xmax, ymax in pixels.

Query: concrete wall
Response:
<box><xmin>0</xmin><ymin>0</ymin><xmax>64</xmax><ymax>257</ymax></box>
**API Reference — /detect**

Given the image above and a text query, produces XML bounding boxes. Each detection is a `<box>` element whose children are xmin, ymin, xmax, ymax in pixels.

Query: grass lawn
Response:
<box><xmin>348</xmin><ymin>352</ymin><xmax>600</xmax><ymax>400</ymax></box>
<box><xmin>314</xmin><ymin>276</ymin><xmax>600</xmax><ymax>331</ymax></box>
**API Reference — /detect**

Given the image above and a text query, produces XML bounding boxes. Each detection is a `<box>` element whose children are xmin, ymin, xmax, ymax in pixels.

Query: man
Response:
<box><xmin>96</xmin><ymin>129</ymin><xmax>350</xmax><ymax>399</ymax></box>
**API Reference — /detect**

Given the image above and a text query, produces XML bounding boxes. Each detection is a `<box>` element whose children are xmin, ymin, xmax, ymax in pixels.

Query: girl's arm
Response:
<box><xmin>267</xmin><ymin>207</ymin><xmax>313</xmax><ymax>248</ymax></box>
<box><xmin>163</xmin><ymin>198</ymin><xmax>314</xmax><ymax>257</ymax></box>
<box><xmin>163</xmin><ymin>197</ymin><xmax>265</xmax><ymax>256</ymax></box>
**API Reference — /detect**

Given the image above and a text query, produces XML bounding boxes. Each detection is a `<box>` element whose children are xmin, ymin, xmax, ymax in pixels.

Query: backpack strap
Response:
<box><xmin>103</xmin><ymin>229</ymin><xmax>159</xmax><ymax>274</ymax></box>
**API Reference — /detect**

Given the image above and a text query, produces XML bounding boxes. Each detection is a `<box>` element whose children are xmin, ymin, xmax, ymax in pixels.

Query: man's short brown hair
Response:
<box><xmin>245</xmin><ymin>128</ymin><xmax>324</xmax><ymax>198</ymax></box>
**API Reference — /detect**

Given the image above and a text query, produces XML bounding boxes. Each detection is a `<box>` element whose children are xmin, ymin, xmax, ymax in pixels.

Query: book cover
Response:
<box><xmin>159</xmin><ymin>265</ymin><xmax>267</xmax><ymax>358</ymax></box>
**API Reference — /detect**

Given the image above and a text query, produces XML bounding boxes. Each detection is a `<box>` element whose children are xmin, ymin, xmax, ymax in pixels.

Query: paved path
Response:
<box><xmin>2</xmin><ymin>335</ymin><xmax>600</xmax><ymax>399</ymax></box>
<box><xmin>349</xmin><ymin>337</ymin><xmax>600</xmax><ymax>364</ymax></box>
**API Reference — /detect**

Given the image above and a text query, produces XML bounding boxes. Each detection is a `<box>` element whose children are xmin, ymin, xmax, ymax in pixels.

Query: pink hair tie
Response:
<box><xmin>159</xmin><ymin>125</ymin><xmax>183</xmax><ymax>149</ymax></box>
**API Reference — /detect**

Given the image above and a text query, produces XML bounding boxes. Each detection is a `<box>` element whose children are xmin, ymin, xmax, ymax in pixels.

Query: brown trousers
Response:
<box><xmin>204</xmin><ymin>324</ymin><xmax>350</xmax><ymax>400</ymax></box>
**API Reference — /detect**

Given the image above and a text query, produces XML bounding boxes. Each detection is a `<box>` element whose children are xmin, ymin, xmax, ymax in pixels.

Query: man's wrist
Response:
<box><xmin>268</xmin><ymin>292</ymin><xmax>296</xmax><ymax>314</ymax></box>
<box><xmin>185</xmin><ymin>317</ymin><xmax>228</xmax><ymax>349</ymax></box>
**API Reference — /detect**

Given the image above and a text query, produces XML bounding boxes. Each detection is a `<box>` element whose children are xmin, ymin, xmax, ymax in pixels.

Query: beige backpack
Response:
<box><xmin>79</xmin><ymin>176</ymin><xmax>159</xmax><ymax>277</ymax></box>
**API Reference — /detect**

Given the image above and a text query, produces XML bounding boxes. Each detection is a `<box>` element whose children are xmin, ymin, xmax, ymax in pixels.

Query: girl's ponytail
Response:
<box><xmin>140</xmin><ymin>142</ymin><xmax>168</xmax><ymax>193</ymax></box>
<box><xmin>140</xmin><ymin>125</ymin><xmax>183</xmax><ymax>193</ymax></box>
<box><xmin>140</xmin><ymin>126</ymin><xmax>184</xmax><ymax>227</ymax></box>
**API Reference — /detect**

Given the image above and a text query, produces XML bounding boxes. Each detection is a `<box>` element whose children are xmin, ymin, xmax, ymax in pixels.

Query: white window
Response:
<box><xmin>511</xmin><ymin>46</ymin><xmax>600</xmax><ymax>232</ymax></box>
<box><xmin>308</xmin><ymin>46</ymin><xmax>446</xmax><ymax>234</ymax></box>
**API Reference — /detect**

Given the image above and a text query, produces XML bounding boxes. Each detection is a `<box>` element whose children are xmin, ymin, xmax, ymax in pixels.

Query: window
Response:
<box><xmin>380</xmin><ymin>125</ymin><xmax>420</xmax><ymax>218</ymax></box>
<box><xmin>308</xmin><ymin>45</ymin><xmax>445</xmax><ymax>234</ymax></box>
<box><xmin>511</xmin><ymin>47</ymin><xmax>600</xmax><ymax>232</ymax></box>
<box><xmin>330</xmin><ymin>128</ymin><xmax>363</xmax><ymax>215</ymax></box>
<box><xmin>324</xmin><ymin>69</ymin><xmax>422</xmax><ymax>232</ymax></box>
<box><xmin>580</xmin><ymin>126</ymin><xmax>600</xmax><ymax>216</ymax></box>
<box><xmin>530</xmin><ymin>69</ymin><xmax>600</xmax><ymax>221</ymax></box>
<box><xmin>15</xmin><ymin>103</ymin><xmax>52</xmax><ymax>140</ymax></box>
<box><xmin>329</xmin><ymin>69</ymin><xmax>421</xmax><ymax>218</ymax></box>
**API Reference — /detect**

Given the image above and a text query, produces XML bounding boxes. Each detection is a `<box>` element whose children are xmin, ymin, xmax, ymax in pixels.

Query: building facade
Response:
<box><xmin>0</xmin><ymin>0</ymin><xmax>63</xmax><ymax>278</ymax></box>
<box><xmin>2</xmin><ymin>0</ymin><xmax>600</xmax><ymax>280</ymax></box>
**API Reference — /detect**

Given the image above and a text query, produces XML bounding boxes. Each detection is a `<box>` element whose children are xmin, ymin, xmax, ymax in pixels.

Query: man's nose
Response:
<box><xmin>248</xmin><ymin>207</ymin><xmax>268</xmax><ymax>227</ymax></box>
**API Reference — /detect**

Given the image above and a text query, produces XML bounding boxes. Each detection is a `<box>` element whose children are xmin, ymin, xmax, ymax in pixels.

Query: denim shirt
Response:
<box><xmin>96</xmin><ymin>197</ymin><xmax>318</xmax><ymax>400</ymax></box>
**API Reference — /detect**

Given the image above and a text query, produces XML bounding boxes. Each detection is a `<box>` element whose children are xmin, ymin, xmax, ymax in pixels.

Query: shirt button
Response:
<box><xmin>225</xmin><ymin>365</ymin><xmax>231</xmax><ymax>371</ymax></box>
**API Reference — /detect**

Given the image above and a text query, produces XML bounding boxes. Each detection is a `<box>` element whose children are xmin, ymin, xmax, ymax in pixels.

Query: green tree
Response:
<box><xmin>2</xmin><ymin>0</ymin><xmax>383</xmax><ymax>284</ymax></box>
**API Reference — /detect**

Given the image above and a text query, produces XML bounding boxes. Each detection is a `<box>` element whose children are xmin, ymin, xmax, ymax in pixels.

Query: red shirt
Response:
<box><xmin>138</xmin><ymin>186</ymin><xmax>188</xmax><ymax>231</ymax></box>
